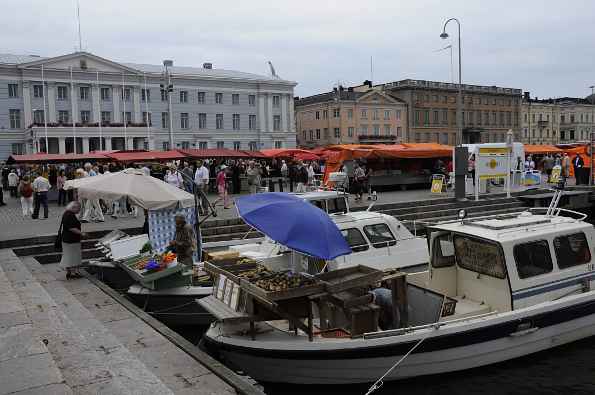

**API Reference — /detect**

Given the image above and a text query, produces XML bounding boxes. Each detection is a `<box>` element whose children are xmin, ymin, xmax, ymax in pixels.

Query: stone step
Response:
<box><xmin>396</xmin><ymin>201</ymin><xmax>527</xmax><ymax>222</ymax></box>
<box><xmin>34</xmin><ymin>247</ymin><xmax>105</xmax><ymax>265</ymax></box>
<box><xmin>0</xmin><ymin>250</ymin><xmax>71</xmax><ymax>395</ymax></box>
<box><xmin>2</xmin><ymin>251</ymin><xmax>177</xmax><ymax>394</ymax></box>
<box><xmin>377</xmin><ymin>197</ymin><xmax>523</xmax><ymax>217</ymax></box>
<box><xmin>13</xmin><ymin>240</ymin><xmax>101</xmax><ymax>257</ymax></box>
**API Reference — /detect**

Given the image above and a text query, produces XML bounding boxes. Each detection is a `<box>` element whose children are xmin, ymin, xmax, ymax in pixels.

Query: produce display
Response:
<box><xmin>139</xmin><ymin>242</ymin><xmax>153</xmax><ymax>254</ymax></box>
<box><xmin>128</xmin><ymin>252</ymin><xmax>178</xmax><ymax>272</ymax></box>
<box><xmin>252</xmin><ymin>272</ymin><xmax>315</xmax><ymax>292</ymax></box>
<box><xmin>236</xmin><ymin>265</ymin><xmax>271</xmax><ymax>281</ymax></box>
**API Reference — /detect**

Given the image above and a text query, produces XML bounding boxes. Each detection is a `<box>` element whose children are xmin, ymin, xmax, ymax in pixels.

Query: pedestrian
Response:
<box><xmin>562</xmin><ymin>153</ymin><xmax>571</xmax><ymax>179</ymax></box>
<box><xmin>81</xmin><ymin>164</ymin><xmax>104</xmax><ymax>223</ymax></box>
<box><xmin>468</xmin><ymin>154</ymin><xmax>476</xmax><ymax>186</ymax></box>
<box><xmin>193</xmin><ymin>160</ymin><xmax>210</xmax><ymax>214</ymax></box>
<box><xmin>216</xmin><ymin>164</ymin><xmax>231</xmax><ymax>209</ymax></box>
<box><xmin>59</xmin><ymin>201</ymin><xmax>86</xmax><ymax>279</ymax></box>
<box><xmin>32</xmin><ymin>173</ymin><xmax>50</xmax><ymax>219</ymax></box>
<box><xmin>57</xmin><ymin>170</ymin><xmax>67</xmax><ymax>206</ymax></box>
<box><xmin>231</xmin><ymin>161</ymin><xmax>241</xmax><ymax>194</ymax></box>
<box><xmin>8</xmin><ymin>170</ymin><xmax>18</xmax><ymax>198</ymax></box>
<box><xmin>307</xmin><ymin>162</ymin><xmax>315</xmax><ymax>188</ymax></box>
<box><xmin>246</xmin><ymin>161</ymin><xmax>259</xmax><ymax>194</ymax></box>
<box><xmin>18</xmin><ymin>175</ymin><xmax>34</xmax><ymax>216</ymax></box>
<box><xmin>281</xmin><ymin>160</ymin><xmax>288</xmax><ymax>184</ymax></box>
<box><xmin>169</xmin><ymin>214</ymin><xmax>196</xmax><ymax>269</ymax></box>
<box><xmin>165</xmin><ymin>165</ymin><xmax>183</xmax><ymax>189</ymax></box>
<box><xmin>353</xmin><ymin>162</ymin><xmax>365</xmax><ymax>201</ymax></box>
<box><xmin>572</xmin><ymin>153</ymin><xmax>584</xmax><ymax>185</ymax></box>
<box><xmin>182</xmin><ymin>162</ymin><xmax>194</xmax><ymax>193</ymax></box>
<box><xmin>296</xmin><ymin>162</ymin><xmax>308</xmax><ymax>193</ymax></box>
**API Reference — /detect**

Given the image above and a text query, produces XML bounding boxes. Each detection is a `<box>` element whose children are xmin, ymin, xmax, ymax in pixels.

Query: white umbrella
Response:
<box><xmin>71</xmin><ymin>168</ymin><xmax>195</xmax><ymax>210</ymax></box>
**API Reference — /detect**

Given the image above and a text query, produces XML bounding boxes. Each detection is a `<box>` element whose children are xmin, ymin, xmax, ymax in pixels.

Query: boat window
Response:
<box><xmin>554</xmin><ymin>233</ymin><xmax>591</xmax><ymax>269</ymax></box>
<box><xmin>327</xmin><ymin>197</ymin><xmax>348</xmax><ymax>214</ymax></box>
<box><xmin>364</xmin><ymin>224</ymin><xmax>397</xmax><ymax>248</ymax></box>
<box><xmin>454</xmin><ymin>235</ymin><xmax>506</xmax><ymax>279</ymax></box>
<box><xmin>513</xmin><ymin>240</ymin><xmax>553</xmax><ymax>279</ymax></box>
<box><xmin>341</xmin><ymin>228</ymin><xmax>369</xmax><ymax>252</ymax></box>
<box><xmin>310</xmin><ymin>199</ymin><xmax>326</xmax><ymax>212</ymax></box>
<box><xmin>432</xmin><ymin>233</ymin><xmax>455</xmax><ymax>268</ymax></box>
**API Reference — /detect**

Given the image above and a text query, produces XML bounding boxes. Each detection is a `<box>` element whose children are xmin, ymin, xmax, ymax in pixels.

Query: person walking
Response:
<box><xmin>165</xmin><ymin>165</ymin><xmax>183</xmax><ymax>189</ymax></box>
<box><xmin>193</xmin><ymin>160</ymin><xmax>210</xmax><ymax>215</ymax></box>
<box><xmin>18</xmin><ymin>176</ymin><xmax>34</xmax><ymax>216</ymax></box>
<box><xmin>561</xmin><ymin>152</ymin><xmax>571</xmax><ymax>180</ymax></box>
<box><xmin>296</xmin><ymin>162</ymin><xmax>308</xmax><ymax>193</ymax></box>
<box><xmin>32</xmin><ymin>173</ymin><xmax>50</xmax><ymax>219</ymax></box>
<box><xmin>8</xmin><ymin>170</ymin><xmax>18</xmax><ymax>198</ymax></box>
<box><xmin>56</xmin><ymin>170</ymin><xmax>67</xmax><ymax>206</ymax></box>
<box><xmin>246</xmin><ymin>162</ymin><xmax>259</xmax><ymax>194</ymax></box>
<box><xmin>306</xmin><ymin>162</ymin><xmax>315</xmax><ymax>189</ymax></box>
<box><xmin>280</xmin><ymin>160</ymin><xmax>288</xmax><ymax>185</ymax></box>
<box><xmin>59</xmin><ymin>201</ymin><xmax>86</xmax><ymax>279</ymax></box>
<box><xmin>81</xmin><ymin>165</ymin><xmax>105</xmax><ymax>223</ymax></box>
<box><xmin>353</xmin><ymin>162</ymin><xmax>365</xmax><ymax>201</ymax></box>
<box><xmin>216</xmin><ymin>165</ymin><xmax>231</xmax><ymax>209</ymax></box>
<box><xmin>231</xmin><ymin>161</ymin><xmax>241</xmax><ymax>194</ymax></box>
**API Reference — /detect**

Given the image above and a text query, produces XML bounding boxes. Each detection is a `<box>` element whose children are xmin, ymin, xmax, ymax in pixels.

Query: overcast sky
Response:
<box><xmin>3</xmin><ymin>0</ymin><xmax>594</xmax><ymax>99</ymax></box>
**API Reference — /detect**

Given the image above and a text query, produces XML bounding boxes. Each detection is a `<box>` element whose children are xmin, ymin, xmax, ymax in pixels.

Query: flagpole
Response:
<box><xmin>41</xmin><ymin>64</ymin><xmax>48</xmax><ymax>153</ymax></box>
<box><xmin>97</xmin><ymin>71</ymin><xmax>102</xmax><ymax>150</ymax></box>
<box><xmin>122</xmin><ymin>72</ymin><xmax>127</xmax><ymax>149</ymax></box>
<box><xmin>70</xmin><ymin>66</ymin><xmax>76</xmax><ymax>154</ymax></box>
<box><xmin>143</xmin><ymin>73</ymin><xmax>150</xmax><ymax>150</ymax></box>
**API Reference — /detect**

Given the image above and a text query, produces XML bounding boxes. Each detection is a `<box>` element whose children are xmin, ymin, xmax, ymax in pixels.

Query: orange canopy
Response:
<box><xmin>261</xmin><ymin>148</ymin><xmax>319</xmax><ymax>158</ymax></box>
<box><xmin>524</xmin><ymin>145</ymin><xmax>563</xmax><ymax>155</ymax></box>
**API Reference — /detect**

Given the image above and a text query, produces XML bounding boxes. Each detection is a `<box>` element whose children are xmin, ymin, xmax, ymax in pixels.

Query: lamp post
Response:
<box><xmin>440</xmin><ymin>17</ymin><xmax>466</xmax><ymax>200</ymax></box>
<box><xmin>162</xmin><ymin>60</ymin><xmax>174</xmax><ymax>150</ymax></box>
<box><xmin>590</xmin><ymin>85</ymin><xmax>594</xmax><ymax>186</ymax></box>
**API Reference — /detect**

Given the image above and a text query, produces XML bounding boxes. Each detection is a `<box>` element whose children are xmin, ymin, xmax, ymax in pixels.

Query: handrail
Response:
<box><xmin>528</xmin><ymin>207</ymin><xmax>588</xmax><ymax>221</ymax></box>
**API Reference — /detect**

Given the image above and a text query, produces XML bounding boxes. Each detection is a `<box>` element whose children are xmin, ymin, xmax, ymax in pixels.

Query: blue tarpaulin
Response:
<box><xmin>236</xmin><ymin>193</ymin><xmax>351</xmax><ymax>260</ymax></box>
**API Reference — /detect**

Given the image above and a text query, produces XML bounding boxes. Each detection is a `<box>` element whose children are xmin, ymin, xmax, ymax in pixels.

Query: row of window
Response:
<box><xmin>161</xmin><ymin>141</ymin><xmax>282</xmax><ymax>151</ymax></box>
<box><xmin>416</xmin><ymin>93</ymin><xmax>519</xmax><ymax>107</ymax></box>
<box><xmin>414</xmin><ymin>131</ymin><xmax>508</xmax><ymax>145</ymax></box>
<box><xmin>300</xmin><ymin>126</ymin><xmax>403</xmax><ymax>141</ymax></box>
<box><xmin>523</xmin><ymin>128</ymin><xmax>558</xmax><ymax>139</ymax></box>
<box><xmin>313</xmin><ymin>108</ymin><xmax>402</xmax><ymax>121</ymax></box>
<box><xmin>414</xmin><ymin>109</ymin><xmax>518</xmax><ymax>127</ymax></box>
<box><xmin>524</xmin><ymin>113</ymin><xmax>595</xmax><ymax>125</ymax></box>
<box><xmin>7</xmin><ymin>84</ymin><xmax>281</xmax><ymax>107</ymax></box>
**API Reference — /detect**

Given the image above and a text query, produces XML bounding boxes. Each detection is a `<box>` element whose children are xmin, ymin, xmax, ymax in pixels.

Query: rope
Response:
<box><xmin>143</xmin><ymin>300</ymin><xmax>198</xmax><ymax>314</ymax></box>
<box><xmin>364</xmin><ymin>328</ymin><xmax>434</xmax><ymax>395</ymax></box>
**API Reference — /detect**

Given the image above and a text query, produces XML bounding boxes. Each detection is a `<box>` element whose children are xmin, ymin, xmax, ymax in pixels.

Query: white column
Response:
<box><xmin>22</xmin><ymin>82</ymin><xmax>32</xmax><ymax>127</ymax></box>
<box><xmin>288</xmin><ymin>94</ymin><xmax>295</xmax><ymax>135</ymax></box>
<box><xmin>258</xmin><ymin>93</ymin><xmax>266</xmax><ymax>148</ymax></box>
<box><xmin>71</xmin><ymin>84</ymin><xmax>79</xmax><ymax>123</ymax></box>
<box><xmin>112</xmin><ymin>85</ymin><xmax>121</xmax><ymax>122</ymax></box>
<box><xmin>267</xmin><ymin>94</ymin><xmax>273</xmax><ymax>133</ymax></box>
<box><xmin>104</xmin><ymin>137</ymin><xmax>112</xmax><ymax>151</ymax></box>
<box><xmin>133</xmin><ymin>87</ymin><xmax>141</xmax><ymax>122</ymax></box>
<box><xmin>127</xmin><ymin>137</ymin><xmax>134</xmax><ymax>150</ymax></box>
<box><xmin>47</xmin><ymin>83</ymin><xmax>57</xmax><ymax>123</ymax></box>
<box><xmin>58</xmin><ymin>137</ymin><xmax>66</xmax><ymax>154</ymax></box>
<box><xmin>92</xmin><ymin>85</ymin><xmax>101</xmax><ymax>122</ymax></box>
<box><xmin>82</xmin><ymin>137</ymin><xmax>90</xmax><ymax>153</ymax></box>
<box><xmin>280</xmin><ymin>94</ymin><xmax>288</xmax><ymax>132</ymax></box>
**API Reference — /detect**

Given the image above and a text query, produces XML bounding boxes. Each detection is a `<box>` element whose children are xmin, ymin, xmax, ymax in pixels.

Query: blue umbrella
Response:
<box><xmin>236</xmin><ymin>193</ymin><xmax>351</xmax><ymax>260</ymax></box>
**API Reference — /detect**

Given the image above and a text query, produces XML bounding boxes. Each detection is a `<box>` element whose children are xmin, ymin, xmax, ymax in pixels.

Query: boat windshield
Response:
<box><xmin>453</xmin><ymin>235</ymin><xmax>507</xmax><ymax>279</ymax></box>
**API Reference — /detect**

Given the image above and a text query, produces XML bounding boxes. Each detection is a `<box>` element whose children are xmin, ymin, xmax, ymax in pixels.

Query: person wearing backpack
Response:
<box><xmin>18</xmin><ymin>176</ymin><xmax>34</xmax><ymax>217</ymax></box>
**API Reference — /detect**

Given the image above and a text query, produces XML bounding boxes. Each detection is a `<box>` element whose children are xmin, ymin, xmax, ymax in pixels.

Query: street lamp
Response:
<box><xmin>162</xmin><ymin>60</ymin><xmax>174</xmax><ymax>150</ymax></box>
<box><xmin>440</xmin><ymin>17</ymin><xmax>466</xmax><ymax>200</ymax></box>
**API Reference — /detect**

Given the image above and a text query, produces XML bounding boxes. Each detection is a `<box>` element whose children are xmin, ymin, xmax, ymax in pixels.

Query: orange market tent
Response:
<box><xmin>524</xmin><ymin>145</ymin><xmax>564</xmax><ymax>155</ymax></box>
<box><xmin>261</xmin><ymin>148</ymin><xmax>319</xmax><ymax>158</ymax></box>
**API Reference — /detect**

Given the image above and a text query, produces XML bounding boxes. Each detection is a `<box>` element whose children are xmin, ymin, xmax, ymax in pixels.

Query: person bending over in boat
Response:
<box><xmin>370</xmin><ymin>287</ymin><xmax>399</xmax><ymax>330</ymax></box>
<box><xmin>169</xmin><ymin>214</ymin><xmax>196</xmax><ymax>268</ymax></box>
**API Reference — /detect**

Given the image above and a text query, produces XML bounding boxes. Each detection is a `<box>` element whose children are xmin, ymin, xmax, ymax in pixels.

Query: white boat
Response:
<box><xmin>201</xmin><ymin>190</ymin><xmax>595</xmax><ymax>385</ymax></box>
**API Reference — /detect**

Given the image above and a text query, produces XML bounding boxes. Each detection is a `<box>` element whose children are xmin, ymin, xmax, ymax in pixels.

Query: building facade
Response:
<box><xmin>294</xmin><ymin>87</ymin><xmax>407</xmax><ymax>148</ymax></box>
<box><xmin>367</xmin><ymin>79</ymin><xmax>522</xmax><ymax>145</ymax></box>
<box><xmin>558</xmin><ymin>98</ymin><xmax>595</xmax><ymax>143</ymax></box>
<box><xmin>0</xmin><ymin>52</ymin><xmax>297</xmax><ymax>160</ymax></box>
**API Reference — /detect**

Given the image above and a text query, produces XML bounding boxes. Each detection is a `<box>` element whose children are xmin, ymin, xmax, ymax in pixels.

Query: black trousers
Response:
<box><xmin>32</xmin><ymin>192</ymin><xmax>48</xmax><ymax>219</ymax></box>
<box><xmin>58</xmin><ymin>189</ymin><xmax>67</xmax><ymax>206</ymax></box>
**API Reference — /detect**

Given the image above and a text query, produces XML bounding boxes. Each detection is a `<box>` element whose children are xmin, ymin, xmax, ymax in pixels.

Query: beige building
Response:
<box><xmin>294</xmin><ymin>87</ymin><xmax>407</xmax><ymax>148</ymax></box>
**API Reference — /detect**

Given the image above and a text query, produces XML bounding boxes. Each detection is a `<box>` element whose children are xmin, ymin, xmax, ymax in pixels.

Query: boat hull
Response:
<box><xmin>202</xmin><ymin>296</ymin><xmax>595</xmax><ymax>384</ymax></box>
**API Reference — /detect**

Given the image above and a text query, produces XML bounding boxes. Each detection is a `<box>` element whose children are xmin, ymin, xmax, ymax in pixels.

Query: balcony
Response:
<box><xmin>538</xmin><ymin>120</ymin><xmax>548</xmax><ymax>127</ymax></box>
<box><xmin>358</xmin><ymin>134</ymin><xmax>397</xmax><ymax>144</ymax></box>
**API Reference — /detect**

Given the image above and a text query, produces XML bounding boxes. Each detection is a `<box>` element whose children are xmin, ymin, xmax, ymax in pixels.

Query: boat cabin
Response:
<box><xmin>290</xmin><ymin>190</ymin><xmax>350</xmax><ymax>214</ymax></box>
<box><xmin>425</xmin><ymin>211</ymin><xmax>595</xmax><ymax>319</ymax></box>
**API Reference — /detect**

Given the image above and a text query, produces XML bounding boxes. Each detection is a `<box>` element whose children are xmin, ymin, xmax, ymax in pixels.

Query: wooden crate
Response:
<box><xmin>316</xmin><ymin>265</ymin><xmax>384</xmax><ymax>293</ymax></box>
<box><xmin>240</xmin><ymin>278</ymin><xmax>325</xmax><ymax>302</ymax></box>
<box><xmin>204</xmin><ymin>261</ymin><xmax>259</xmax><ymax>284</ymax></box>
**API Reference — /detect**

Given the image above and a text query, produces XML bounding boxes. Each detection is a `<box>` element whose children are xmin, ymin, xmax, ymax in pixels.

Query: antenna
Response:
<box><xmin>76</xmin><ymin>0</ymin><xmax>83</xmax><ymax>52</ymax></box>
<box><xmin>370</xmin><ymin>56</ymin><xmax>373</xmax><ymax>84</ymax></box>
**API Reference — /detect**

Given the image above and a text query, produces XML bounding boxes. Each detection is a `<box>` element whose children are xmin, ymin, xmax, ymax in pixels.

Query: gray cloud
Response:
<box><xmin>2</xmin><ymin>0</ymin><xmax>594</xmax><ymax>98</ymax></box>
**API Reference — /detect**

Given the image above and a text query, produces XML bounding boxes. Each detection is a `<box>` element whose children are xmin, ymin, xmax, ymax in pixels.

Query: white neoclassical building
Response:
<box><xmin>0</xmin><ymin>51</ymin><xmax>297</xmax><ymax>160</ymax></box>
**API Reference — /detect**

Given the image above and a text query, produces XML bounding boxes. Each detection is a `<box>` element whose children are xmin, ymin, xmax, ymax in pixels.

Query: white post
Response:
<box><xmin>70</xmin><ymin>67</ymin><xmax>76</xmax><ymax>154</ymax></box>
<box><xmin>474</xmin><ymin>149</ymin><xmax>479</xmax><ymax>201</ymax></box>
<box><xmin>97</xmin><ymin>71</ymin><xmax>102</xmax><ymax>150</ymax></box>
<box><xmin>144</xmin><ymin>73</ymin><xmax>150</xmax><ymax>149</ymax></box>
<box><xmin>122</xmin><ymin>73</ymin><xmax>127</xmax><ymax>149</ymax></box>
<box><xmin>506</xmin><ymin>129</ymin><xmax>513</xmax><ymax>198</ymax></box>
<box><xmin>41</xmin><ymin>65</ymin><xmax>49</xmax><ymax>153</ymax></box>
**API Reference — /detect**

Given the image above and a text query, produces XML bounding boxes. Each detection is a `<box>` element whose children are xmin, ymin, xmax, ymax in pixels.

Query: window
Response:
<box><xmin>324</xmin><ymin>128</ymin><xmax>329</xmax><ymax>138</ymax></box>
<box><xmin>101</xmin><ymin>111</ymin><xmax>111</xmax><ymax>123</ymax></box>
<box><xmin>11</xmin><ymin>143</ymin><xmax>24</xmax><ymax>155</ymax></box>
<box><xmin>162</xmin><ymin>141</ymin><xmax>170</xmax><ymax>151</ymax></box>
<box><xmin>121</xmin><ymin>88</ymin><xmax>131</xmax><ymax>101</ymax></box>
<box><xmin>199</xmin><ymin>141</ymin><xmax>208</xmax><ymax>149</ymax></box>
<box><xmin>141</xmin><ymin>88</ymin><xmax>150</xmax><ymax>102</ymax></box>
<box><xmin>215</xmin><ymin>93</ymin><xmax>223</xmax><ymax>104</ymax></box>
<box><xmin>397</xmin><ymin>127</ymin><xmax>402</xmax><ymax>136</ymax></box>
<box><xmin>432</xmin><ymin>95</ymin><xmax>438</xmax><ymax>102</ymax></box>
<box><xmin>348</xmin><ymin>127</ymin><xmax>354</xmax><ymax>137</ymax></box>
<box><xmin>334</xmin><ymin>128</ymin><xmax>340</xmax><ymax>138</ymax></box>
<box><xmin>232</xmin><ymin>94</ymin><xmax>239</xmax><ymax>105</ymax></box>
<box><xmin>8</xmin><ymin>84</ymin><xmax>18</xmax><ymax>98</ymax></box>
<box><xmin>373</xmin><ymin>125</ymin><xmax>380</xmax><ymax>135</ymax></box>
<box><xmin>360</xmin><ymin>125</ymin><xmax>368</xmax><ymax>134</ymax></box>
<box><xmin>303</xmin><ymin>130</ymin><xmax>306</xmax><ymax>140</ymax></box>
<box><xmin>316</xmin><ymin>129</ymin><xmax>321</xmax><ymax>139</ymax></box>
<box><xmin>58</xmin><ymin>110</ymin><xmax>69</xmax><ymax>123</ymax></box>
<box><xmin>484</xmin><ymin>111</ymin><xmax>490</xmax><ymax>126</ymax></box>
<box><xmin>101</xmin><ymin>87</ymin><xmax>111</xmax><ymax>101</ymax></box>
<box><xmin>341</xmin><ymin>228</ymin><xmax>369</xmax><ymax>252</ymax></box>
<box><xmin>197</xmin><ymin>91</ymin><xmax>205</xmax><ymax>104</ymax></box>
<box><xmin>198</xmin><ymin>113</ymin><xmax>207</xmax><ymax>129</ymax></box>
<box><xmin>364</xmin><ymin>224</ymin><xmax>396</xmax><ymax>248</ymax></box>
<box><xmin>249</xmin><ymin>114</ymin><xmax>256</xmax><ymax>130</ymax></box>
<box><xmin>361</xmin><ymin>109</ymin><xmax>368</xmax><ymax>119</ymax></box>
<box><xmin>33</xmin><ymin>84</ymin><xmax>43</xmax><ymax>98</ymax></box>
<box><xmin>315</xmin><ymin>111</ymin><xmax>320</xmax><ymax>120</ymax></box>
<box><xmin>142</xmin><ymin>112</ymin><xmax>152</xmax><ymax>126</ymax></box>
<box><xmin>79</xmin><ymin>86</ymin><xmax>89</xmax><ymax>100</ymax></box>
<box><xmin>373</xmin><ymin>109</ymin><xmax>379</xmax><ymax>120</ymax></box>
<box><xmin>309</xmin><ymin>130</ymin><xmax>314</xmax><ymax>140</ymax></box>
<box><xmin>180</xmin><ymin>113</ymin><xmax>189</xmax><ymax>129</ymax></box>
<box><xmin>273</xmin><ymin>115</ymin><xmax>281</xmax><ymax>131</ymax></box>
<box><xmin>181</xmin><ymin>141</ymin><xmax>190</xmax><ymax>149</ymax></box>
<box><xmin>122</xmin><ymin>111</ymin><xmax>132</xmax><ymax>124</ymax></box>
<box><xmin>384</xmin><ymin>125</ymin><xmax>391</xmax><ymax>135</ymax></box>
<box><xmin>161</xmin><ymin>89</ymin><xmax>168</xmax><ymax>102</ymax></box>
<box><xmin>554</xmin><ymin>233</ymin><xmax>591</xmax><ymax>269</ymax></box>
<box><xmin>442</xmin><ymin>109</ymin><xmax>448</xmax><ymax>124</ymax></box>
<box><xmin>570</xmin><ymin>114</ymin><xmax>575</xmax><ymax>123</ymax></box>
<box><xmin>249</xmin><ymin>141</ymin><xmax>258</xmax><ymax>151</ymax></box>
<box><xmin>524</xmin><ymin>113</ymin><xmax>528</xmax><ymax>123</ymax></box>
<box><xmin>179</xmin><ymin>90</ymin><xmax>188</xmax><ymax>103</ymax></box>
<box><xmin>248</xmin><ymin>94</ymin><xmax>256</xmax><ymax>106</ymax></box>
<box><xmin>384</xmin><ymin>110</ymin><xmax>391</xmax><ymax>120</ymax></box>
<box><xmin>233</xmin><ymin>114</ymin><xmax>240</xmax><ymax>130</ymax></box>
<box><xmin>513</xmin><ymin>240</ymin><xmax>553</xmax><ymax>279</ymax></box>
<box><xmin>33</xmin><ymin>110</ymin><xmax>44</xmax><ymax>124</ymax></box>
<box><xmin>274</xmin><ymin>141</ymin><xmax>283</xmax><ymax>149</ymax></box>
<box><xmin>323</xmin><ymin>110</ymin><xmax>328</xmax><ymax>119</ymax></box>
<box><xmin>216</xmin><ymin>114</ymin><xmax>223</xmax><ymax>129</ymax></box>
<box><xmin>414</xmin><ymin>110</ymin><xmax>420</xmax><ymax>125</ymax></box>
<box><xmin>348</xmin><ymin>109</ymin><xmax>353</xmax><ymax>119</ymax></box>
<box><xmin>333</xmin><ymin>108</ymin><xmax>340</xmax><ymax>118</ymax></box>
<box><xmin>80</xmin><ymin>110</ymin><xmax>90</xmax><ymax>124</ymax></box>
<box><xmin>57</xmin><ymin>86</ymin><xmax>68</xmax><ymax>100</ymax></box>
<box><xmin>423</xmin><ymin>110</ymin><xmax>430</xmax><ymax>125</ymax></box>
<box><xmin>233</xmin><ymin>141</ymin><xmax>241</xmax><ymax>150</ymax></box>
<box><xmin>454</xmin><ymin>235</ymin><xmax>506</xmax><ymax>279</ymax></box>
<box><xmin>433</xmin><ymin>110</ymin><xmax>439</xmax><ymax>124</ymax></box>
<box><xmin>217</xmin><ymin>141</ymin><xmax>225</xmax><ymax>149</ymax></box>
<box><xmin>273</xmin><ymin>95</ymin><xmax>280</xmax><ymax>108</ymax></box>
<box><xmin>161</xmin><ymin>112</ymin><xmax>169</xmax><ymax>129</ymax></box>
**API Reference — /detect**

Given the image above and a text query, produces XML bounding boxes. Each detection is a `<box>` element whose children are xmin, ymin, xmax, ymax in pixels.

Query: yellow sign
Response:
<box><xmin>431</xmin><ymin>175</ymin><xmax>444</xmax><ymax>194</ymax></box>
<box><xmin>550</xmin><ymin>166</ymin><xmax>561</xmax><ymax>184</ymax></box>
<box><xmin>479</xmin><ymin>147</ymin><xmax>508</xmax><ymax>155</ymax></box>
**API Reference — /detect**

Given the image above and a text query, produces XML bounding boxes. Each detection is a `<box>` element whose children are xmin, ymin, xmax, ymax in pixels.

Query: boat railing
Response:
<box><xmin>527</xmin><ymin>207</ymin><xmax>588</xmax><ymax>221</ymax></box>
<box><xmin>361</xmin><ymin>310</ymin><xmax>498</xmax><ymax>340</ymax></box>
